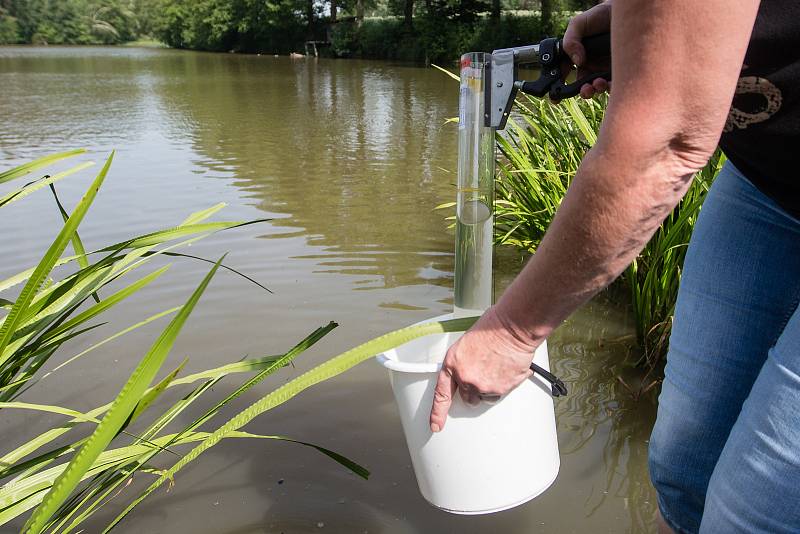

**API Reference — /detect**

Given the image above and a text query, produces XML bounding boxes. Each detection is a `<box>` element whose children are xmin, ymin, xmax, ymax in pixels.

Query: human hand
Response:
<box><xmin>562</xmin><ymin>1</ymin><xmax>612</xmax><ymax>99</ymax></box>
<box><xmin>429</xmin><ymin>306</ymin><xmax>538</xmax><ymax>432</ymax></box>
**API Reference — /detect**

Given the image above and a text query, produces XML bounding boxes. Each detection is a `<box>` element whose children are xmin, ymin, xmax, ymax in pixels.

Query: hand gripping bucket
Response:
<box><xmin>377</xmin><ymin>313</ymin><xmax>560</xmax><ymax>514</ymax></box>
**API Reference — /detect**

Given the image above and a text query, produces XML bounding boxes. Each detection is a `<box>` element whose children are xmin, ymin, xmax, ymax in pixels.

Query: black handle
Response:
<box><xmin>516</xmin><ymin>32</ymin><xmax>611</xmax><ymax>101</ymax></box>
<box><xmin>550</xmin><ymin>70</ymin><xmax>611</xmax><ymax>99</ymax></box>
<box><xmin>549</xmin><ymin>32</ymin><xmax>611</xmax><ymax>100</ymax></box>
<box><xmin>577</xmin><ymin>32</ymin><xmax>611</xmax><ymax>61</ymax></box>
<box><xmin>530</xmin><ymin>362</ymin><xmax>568</xmax><ymax>397</ymax></box>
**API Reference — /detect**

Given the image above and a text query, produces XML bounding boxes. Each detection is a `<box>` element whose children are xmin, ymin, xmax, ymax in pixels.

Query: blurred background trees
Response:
<box><xmin>0</xmin><ymin>0</ymin><xmax>601</xmax><ymax>62</ymax></box>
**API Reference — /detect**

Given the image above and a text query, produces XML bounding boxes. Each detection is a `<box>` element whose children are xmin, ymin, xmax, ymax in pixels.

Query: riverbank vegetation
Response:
<box><xmin>493</xmin><ymin>93</ymin><xmax>723</xmax><ymax>380</ymax></box>
<box><xmin>0</xmin><ymin>0</ymin><xmax>597</xmax><ymax>62</ymax></box>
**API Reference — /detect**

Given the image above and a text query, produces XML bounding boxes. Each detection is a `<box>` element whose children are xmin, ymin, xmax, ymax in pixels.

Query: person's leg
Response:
<box><xmin>648</xmin><ymin>162</ymin><xmax>800</xmax><ymax>534</ymax></box>
<box><xmin>699</xmin><ymin>302</ymin><xmax>800</xmax><ymax>533</ymax></box>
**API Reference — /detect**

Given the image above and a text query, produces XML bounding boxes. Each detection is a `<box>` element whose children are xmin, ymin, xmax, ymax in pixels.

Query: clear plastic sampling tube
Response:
<box><xmin>453</xmin><ymin>52</ymin><xmax>495</xmax><ymax>317</ymax></box>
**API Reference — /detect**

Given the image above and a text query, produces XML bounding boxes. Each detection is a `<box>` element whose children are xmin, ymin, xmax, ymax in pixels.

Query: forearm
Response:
<box><xmin>493</xmin><ymin>0</ymin><xmax>760</xmax><ymax>347</ymax></box>
<box><xmin>494</xmin><ymin>143</ymin><xmax>693</xmax><ymax>345</ymax></box>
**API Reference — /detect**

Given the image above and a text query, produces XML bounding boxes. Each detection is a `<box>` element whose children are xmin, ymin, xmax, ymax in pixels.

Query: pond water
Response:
<box><xmin>0</xmin><ymin>46</ymin><xmax>657</xmax><ymax>533</ymax></box>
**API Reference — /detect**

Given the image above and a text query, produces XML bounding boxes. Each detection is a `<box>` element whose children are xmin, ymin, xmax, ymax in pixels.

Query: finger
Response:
<box><xmin>430</xmin><ymin>368</ymin><xmax>456</xmax><ymax>432</ymax></box>
<box><xmin>524</xmin><ymin>368</ymin><xmax>534</xmax><ymax>381</ymax></box>
<box><xmin>579</xmin><ymin>83</ymin><xmax>596</xmax><ymax>99</ymax></box>
<box><xmin>592</xmin><ymin>77</ymin><xmax>609</xmax><ymax>93</ymax></box>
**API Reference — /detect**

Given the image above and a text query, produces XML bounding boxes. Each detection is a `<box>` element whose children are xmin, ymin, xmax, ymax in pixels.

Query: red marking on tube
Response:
<box><xmin>460</xmin><ymin>57</ymin><xmax>471</xmax><ymax>69</ymax></box>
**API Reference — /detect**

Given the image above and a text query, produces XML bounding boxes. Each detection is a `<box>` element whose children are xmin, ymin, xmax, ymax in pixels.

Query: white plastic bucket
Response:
<box><xmin>377</xmin><ymin>313</ymin><xmax>560</xmax><ymax>514</ymax></box>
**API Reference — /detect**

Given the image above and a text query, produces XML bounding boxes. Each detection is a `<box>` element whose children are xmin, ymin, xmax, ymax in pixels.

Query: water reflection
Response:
<box><xmin>149</xmin><ymin>53</ymin><xmax>460</xmax><ymax>294</ymax></box>
<box><xmin>495</xmin><ymin>253</ymin><xmax>658</xmax><ymax>533</ymax></box>
<box><xmin>553</xmin><ymin>301</ymin><xmax>658</xmax><ymax>532</ymax></box>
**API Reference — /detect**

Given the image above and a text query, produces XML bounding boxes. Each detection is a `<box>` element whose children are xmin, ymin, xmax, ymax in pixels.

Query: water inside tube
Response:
<box><xmin>454</xmin><ymin>199</ymin><xmax>493</xmax><ymax>315</ymax></box>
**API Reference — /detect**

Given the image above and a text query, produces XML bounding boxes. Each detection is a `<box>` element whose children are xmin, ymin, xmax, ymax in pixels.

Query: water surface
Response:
<box><xmin>0</xmin><ymin>46</ymin><xmax>657</xmax><ymax>533</ymax></box>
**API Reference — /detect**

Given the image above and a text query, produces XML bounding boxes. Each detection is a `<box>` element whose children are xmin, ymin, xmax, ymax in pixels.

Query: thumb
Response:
<box><xmin>430</xmin><ymin>367</ymin><xmax>456</xmax><ymax>433</ymax></box>
<box><xmin>562</xmin><ymin>13</ymin><xmax>588</xmax><ymax>66</ymax></box>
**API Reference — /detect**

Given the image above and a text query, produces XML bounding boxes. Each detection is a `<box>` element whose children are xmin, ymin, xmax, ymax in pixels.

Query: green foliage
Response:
<box><xmin>151</xmin><ymin>0</ymin><xmax>307</xmax><ymax>53</ymax></box>
<box><xmin>103</xmin><ymin>315</ymin><xmax>478</xmax><ymax>531</ymax></box>
<box><xmin>495</xmin><ymin>95</ymin><xmax>603</xmax><ymax>251</ymax></box>
<box><xmin>2</xmin><ymin>0</ymin><xmax>138</xmax><ymax>45</ymax></box>
<box><xmin>1</xmin><ymin>0</ymin><xmax>592</xmax><ymax>53</ymax></box>
<box><xmin>0</xmin><ymin>152</ymin><xmax>371</xmax><ymax>531</ymax></box>
<box><xmin>332</xmin><ymin>13</ymin><xmax>568</xmax><ymax>63</ymax></box>
<box><xmin>493</xmin><ymin>93</ymin><xmax>724</xmax><ymax>370</ymax></box>
<box><xmin>0</xmin><ymin>6</ymin><xmax>20</xmax><ymax>44</ymax></box>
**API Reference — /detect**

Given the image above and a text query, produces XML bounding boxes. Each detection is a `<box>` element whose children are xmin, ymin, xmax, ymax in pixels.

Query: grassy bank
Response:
<box><xmin>122</xmin><ymin>38</ymin><xmax>166</xmax><ymax>48</ymax></box>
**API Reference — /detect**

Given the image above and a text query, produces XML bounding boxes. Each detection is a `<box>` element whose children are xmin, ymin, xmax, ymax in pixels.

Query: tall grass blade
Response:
<box><xmin>22</xmin><ymin>257</ymin><xmax>223</xmax><ymax>534</ymax></box>
<box><xmin>0</xmin><ymin>153</ymin><xmax>114</xmax><ymax>368</ymax></box>
<box><xmin>103</xmin><ymin>316</ymin><xmax>479</xmax><ymax>531</ymax></box>
<box><xmin>0</xmin><ymin>402</ymin><xmax>99</xmax><ymax>424</ymax></box>
<box><xmin>25</xmin><ymin>307</ymin><xmax>181</xmax><ymax>390</ymax></box>
<box><xmin>48</xmin><ymin>183</ymin><xmax>98</xmax><ymax>303</ymax></box>
<box><xmin>430</xmin><ymin>64</ymin><xmax>459</xmax><ymax>82</ymax></box>
<box><xmin>39</xmin><ymin>266</ymin><xmax>169</xmax><ymax>344</ymax></box>
<box><xmin>0</xmin><ymin>162</ymin><xmax>94</xmax><ymax>209</ymax></box>
<box><xmin>0</xmin><ymin>149</ymin><xmax>85</xmax><ymax>185</ymax></box>
<box><xmin>180</xmin><ymin>202</ymin><xmax>227</xmax><ymax>225</ymax></box>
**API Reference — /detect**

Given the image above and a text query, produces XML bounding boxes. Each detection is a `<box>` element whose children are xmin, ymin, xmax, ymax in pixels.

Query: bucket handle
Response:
<box><xmin>530</xmin><ymin>362</ymin><xmax>568</xmax><ymax>397</ymax></box>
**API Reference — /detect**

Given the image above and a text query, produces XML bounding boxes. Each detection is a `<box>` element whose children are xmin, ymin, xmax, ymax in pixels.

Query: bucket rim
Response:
<box><xmin>376</xmin><ymin>352</ymin><xmax>441</xmax><ymax>374</ymax></box>
<box><xmin>375</xmin><ymin>312</ymin><xmax>463</xmax><ymax>374</ymax></box>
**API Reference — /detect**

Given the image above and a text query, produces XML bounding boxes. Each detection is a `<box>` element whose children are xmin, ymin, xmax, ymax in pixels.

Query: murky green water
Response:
<box><xmin>0</xmin><ymin>46</ymin><xmax>657</xmax><ymax>533</ymax></box>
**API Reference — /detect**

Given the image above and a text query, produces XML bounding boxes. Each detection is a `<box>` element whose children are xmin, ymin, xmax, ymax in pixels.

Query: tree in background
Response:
<box><xmin>490</xmin><ymin>0</ymin><xmax>500</xmax><ymax>22</ymax></box>
<box><xmin>540</xmin><ymin>0</ymin><xmax>553</xmax><ymax>35</ymax></box>
<box><xmin>404</xmin><ymin>0</ymin><xmax>413</xmax><ymax>28</ymax></box>
<box><xmin>0</xmin><ymin>2</ymin><xmax>20</xmax><ymax>44</ymax></box>
<box><xmin>0</xmin><ymin>0</ymin><xmax>602</xmax><ymax>57</ymax></box>
<box><xmin>0</xmin><ymin>0</ymin><xmax>138</xmax><ymax>45</ymax></box>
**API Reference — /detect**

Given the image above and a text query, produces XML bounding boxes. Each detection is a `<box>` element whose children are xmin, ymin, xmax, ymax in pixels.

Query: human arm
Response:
<box><xmin>430</xmin><ymin>0</ymin><xmax>761</xmax><ymax>431</ymax></box>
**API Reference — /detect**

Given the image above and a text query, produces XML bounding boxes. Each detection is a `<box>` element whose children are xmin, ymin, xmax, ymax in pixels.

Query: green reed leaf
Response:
<box><xmin>0</xmin><ymin>149</ymin><xmax>86</xmax><ymax>186</ymax></box>
<box><xmin>103</xmin><ymin>316</ymin><xmax>479</xmax><ymax>532</ymax></box>
<box><xmin>0</xmin><ymin>153</ymin><xmax>113</xmax><ymax>370</ymax></box>
<box><xmin>22</xmin><ymin>256</ymin><xmax>222</xmax><ymax>534</ymax></box>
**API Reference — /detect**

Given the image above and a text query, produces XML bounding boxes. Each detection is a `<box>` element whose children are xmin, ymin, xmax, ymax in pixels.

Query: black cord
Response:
<box><xmin>530</xmin><ymin>362</ymin><xmax>568</xmax><ymax>397</ymax></box>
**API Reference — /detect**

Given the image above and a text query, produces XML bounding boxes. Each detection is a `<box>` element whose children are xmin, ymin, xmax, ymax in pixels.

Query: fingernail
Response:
<box><xmin>571</xmin><ymin>54</ymin><xmax>580</xmax><ymax>65</ymax></box>
<box><xmin>430</xmin><ymin>423</ymin><xmax>440</xmax><ymax>433</ymax></box>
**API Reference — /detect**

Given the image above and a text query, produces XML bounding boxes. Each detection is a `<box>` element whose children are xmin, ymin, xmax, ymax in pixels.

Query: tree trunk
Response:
<box><xmin>331</xmin><ymin>0</ymin><xmax>337</xmax><ymax>22</ymax></box>
<box><xmin>307</xmin><ymin>0</ymin><xmax>314</xmax><ymax>34</ymax></box>
<box><xmin>491</xmin><ymin>0</ymin><xmax>500</xmax><ymax>21</ymax></box>
<box><xmin>540</xmin><ymin>0</ymin><xmax>553</xmax><ymax>36</ymax></box>
<box><xmin>356</xmin><ymin>0</ymin><xmax>364</xmax><ymax>21</ymax></box>
<box><xmin>404</xmin><ymin>0</ymin><xmax>413</xmax><ymax>27</ymax></box>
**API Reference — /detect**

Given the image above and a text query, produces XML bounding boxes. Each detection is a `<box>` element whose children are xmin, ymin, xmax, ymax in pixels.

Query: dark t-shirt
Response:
<box><xmin>718</xmin><ymin>0</ymin><xmax>800</xmax><ymax>218</ymax></box>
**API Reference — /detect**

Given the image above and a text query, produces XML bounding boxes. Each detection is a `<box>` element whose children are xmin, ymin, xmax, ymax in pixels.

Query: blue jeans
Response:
<box><xmin>648</xmin><ymin>162</ymin><xmax>800</xmax><ymax>533</ymax></box>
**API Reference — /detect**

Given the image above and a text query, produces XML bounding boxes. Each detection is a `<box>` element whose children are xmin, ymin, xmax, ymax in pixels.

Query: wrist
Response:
<box><xmin>487</xmin><ymin>303</ymin><xmax>547</xmax><ymax>353</ymax></box>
